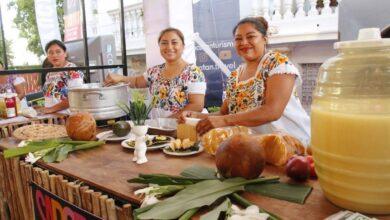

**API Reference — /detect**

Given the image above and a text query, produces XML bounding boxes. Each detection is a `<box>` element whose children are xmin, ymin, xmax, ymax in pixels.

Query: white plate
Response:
<box><xmin>96</xmin><ymin>130</ymin><xmax>134</xmax><ymax>141</ymax></box>
<box><xmin>121</xmin><ymin>135</ymin><xmax>174</xmax><ymax>150</ymax></box>
<box><xmin>162</xmin><ymin>145</ymin><xmax>204</xmax><ymax>156</ymax></box>
<box><xmin>144</xmin><ymin>118</ymin><xmax>177</xmax><ymax>131</ymax></box>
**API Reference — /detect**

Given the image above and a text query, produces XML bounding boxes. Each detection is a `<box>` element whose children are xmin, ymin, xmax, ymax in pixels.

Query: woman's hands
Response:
<box><xmin>196</xmin><ymin>115</ymin><xmax>228</xmax><ymax>135</ymax></box>
<box><xmin>178</xmin><ymin>111</ymin><xmax>228</xmax><ymax>136</ymax></box>
<box><xmin>177</xmin><ymin>111</ymin><xmax>207</xmax><ymax>123</ymax></box>
<box><xmin>104</xmin><ymin>73</ymin><xmax>125</xmax><ymax>86</ymax></box>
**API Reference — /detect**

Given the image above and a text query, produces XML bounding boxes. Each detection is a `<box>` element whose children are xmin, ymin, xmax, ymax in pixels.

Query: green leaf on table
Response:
<box><xmin>180</xmin><ymin>165</ymin><xmax>217</xmax><ymax>180</ymax></box>
<box><xmin>245</xmin><ymin>182</ymin><xmax>313</xmax><ymax>204</ymax></box>
<box><xmin>200</xmin><ymin>198</ymin><xmax>231</xmax><ymax>220</ymax></box>
<box><xmin>42</xmin><ymin>147</ymin><xmax>60</xmax><ymax>163</ymax></box>
<box><xmin>4</xmin><ymin>139</ymin><xmax>61</xmax><ymax>158</ymax></box>
<box><xmin>55</xmin><ymin>144</ymin><xmax>74</xmax><ymax>162</ymax></box>
<box><xmin>128</xmin><ymin>173</ymin><xmax>205</xmax><ymax>185</ymax></box>
<box><xmin>137</xmin><ymin>177</ymin><xmax>278</xmax><ymax>219</ymax></box>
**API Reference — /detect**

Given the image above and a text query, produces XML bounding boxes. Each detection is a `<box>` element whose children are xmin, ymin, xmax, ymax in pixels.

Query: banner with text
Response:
<box><xmin>31</xmin><ymin>182</ymin><xmax>102</xmax><ymax>220</ymax></box>
<box><xmin>34</xmin><ymin>0</ymin><xmax>62</xmax><ymax>53</ymax></box>
<box><xmin>64</xmin><ymin>0</ymin><xmax>82</xmax><ymax>42</ymax></box>
<box><xmin>192</xmin><ymin>0</ymin><xmax>241</xmax><ymax>107</ymax></box>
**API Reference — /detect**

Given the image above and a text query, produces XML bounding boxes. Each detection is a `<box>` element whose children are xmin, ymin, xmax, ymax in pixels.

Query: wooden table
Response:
<box><xmin>3</xmin><ymin>138</ymin><xmax>388</xmax><ymax>220</ymax></box>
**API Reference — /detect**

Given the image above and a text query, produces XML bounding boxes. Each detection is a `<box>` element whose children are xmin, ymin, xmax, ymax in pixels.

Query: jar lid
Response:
<box><xmin>334</xmin><ymin>28</ymin><xmax>390</xmax><ymax>49</ymax></box>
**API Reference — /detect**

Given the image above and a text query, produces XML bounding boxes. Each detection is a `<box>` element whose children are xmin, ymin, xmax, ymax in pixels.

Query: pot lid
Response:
<box><xmin>334</xmin><ymin>28</ymin><xmax>390</xmax><ymax>49</ymax></box>
<box><xmin>68</xmin><ymin>83</ymin><xmax>128</xmax><ymax>91</ymax></box>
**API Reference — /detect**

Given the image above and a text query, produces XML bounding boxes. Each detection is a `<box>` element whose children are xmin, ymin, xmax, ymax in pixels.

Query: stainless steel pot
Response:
<box><xmin>68</xmin><ymin>83</ymin><xmax>129</xmax><ymax>120</ymax></box>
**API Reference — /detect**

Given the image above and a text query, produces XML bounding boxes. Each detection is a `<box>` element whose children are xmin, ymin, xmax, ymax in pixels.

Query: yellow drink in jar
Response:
<box><xmin>311</xmin><ymin>99</ymin><xmax>390</xmax><ymax>214</ymax></box>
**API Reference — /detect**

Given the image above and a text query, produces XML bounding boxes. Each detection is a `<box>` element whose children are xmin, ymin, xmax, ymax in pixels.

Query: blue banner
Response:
<box><xmin>193</xmin><ymin>0</ymin><xmax>241</xmax><ymax>107</ymax></box>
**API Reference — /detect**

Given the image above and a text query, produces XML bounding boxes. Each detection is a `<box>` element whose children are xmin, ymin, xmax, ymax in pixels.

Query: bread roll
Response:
<box><xmin>202</xmin><ymin>126</ymin><xmax>253</xmax><ymax>155</ymax></box>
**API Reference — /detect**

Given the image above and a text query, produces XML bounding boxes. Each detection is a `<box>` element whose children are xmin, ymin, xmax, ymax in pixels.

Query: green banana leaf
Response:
<box><xmin>136</xmin><ymin>177</ymin><xmax>278</xmax><ymax>219</ymax></box>
<box><xmin>200</xmin><ymin>198</ymin><xmax>231</xmax><ymax>220</ymax></box>
<box><xmin>180</xmin><ymin>165</ymin><xmax>217</xmax><ymax>180</ymax></box>
<box><xmin>245</xmin><ymin>182</ymin><xmax>313</xmax><ymax>204</ymax></box>
<box><xmin>4</xmin><ymin>139</ymin><xmax>61</xmax><ymax>158</ymax></box>
<box><xmin>128</xmin><ymin>173</ymin><xmax>206</xmax><ymax>185</ymax></box>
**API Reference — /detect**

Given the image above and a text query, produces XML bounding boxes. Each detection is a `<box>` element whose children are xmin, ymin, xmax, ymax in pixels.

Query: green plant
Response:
<box><xmin>118</xmin><ymin>91</ymin><xmax>156</xmax><ymax>126</ymax></box>
<box><xmin>207</xmin><ymin>106</ymin><xmax>220</xmax><ymax>113</ymax></box>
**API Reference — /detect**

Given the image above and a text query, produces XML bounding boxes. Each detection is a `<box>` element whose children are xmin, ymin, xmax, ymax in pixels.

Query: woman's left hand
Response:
<box><xmin>43</xmin><ymin>107</ymin><xmax>56</xmax><ymax>114</ymax></box>
<box><xmin>196</xmin><ymin>115</ymin><xmax>227</xmax><ymax>136</ymax></box>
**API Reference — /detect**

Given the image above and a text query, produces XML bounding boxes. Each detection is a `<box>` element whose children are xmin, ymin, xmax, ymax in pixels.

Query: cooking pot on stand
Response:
<box><xmin>68</xmin><ymin>83</ymin><xmax>129</xmax><ymax>120</ymax></box>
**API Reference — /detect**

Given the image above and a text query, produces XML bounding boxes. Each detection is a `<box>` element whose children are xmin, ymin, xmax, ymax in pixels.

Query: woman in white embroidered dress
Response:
<box><xmin>42</xmin><ymin>40</ymin><xmax>84</xmax><ymax>114</ymax></box>
<box><xmin>104</xmin><ymin>28</ymin><xmax>206</xmax><ymax>119</ymax></box>
<box><xmin>181</xmin><ymin>17</ymin><xmax>311</xmax><ymax>146</ymax></box>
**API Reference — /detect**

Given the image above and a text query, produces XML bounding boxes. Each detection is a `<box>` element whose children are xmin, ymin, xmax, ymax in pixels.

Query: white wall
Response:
<box><xmin>143</xmin><ymin>0</ymin><xmax>196</xmax><ymax>68</ymax></box>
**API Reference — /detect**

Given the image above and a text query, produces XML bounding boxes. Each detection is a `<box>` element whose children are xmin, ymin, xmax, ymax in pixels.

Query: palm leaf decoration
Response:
<box><xmin>118</xmin><ymin>91</ymin><xmax>157</xmax><ymax>125</ymax></box>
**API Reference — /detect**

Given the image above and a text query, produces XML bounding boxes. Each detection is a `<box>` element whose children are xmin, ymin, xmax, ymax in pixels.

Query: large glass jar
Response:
<box><xmin>311</xmin><ymin>28</ymin><xmax>390</xmax><ymax>214</ymax></box>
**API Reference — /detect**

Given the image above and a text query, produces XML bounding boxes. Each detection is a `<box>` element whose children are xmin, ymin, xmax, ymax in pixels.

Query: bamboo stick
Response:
<box><xmin>72</xmin><ymin>184</ymin><xmax>82</xmax><ymax>207</ymax></box>
<box><xmin>5</xmin><ymin>158</ymin><xmax>23</xmax><ymax>219</ymax></box>
<box><xmin>18</xmin><ymin>161</ymin><xmax>27</xmax><ymax>194</ymax></box>
<box><xmin>55</xmin><ymin>175</ymin><xmax>64</xmax><ymax>199</ymax></box>
<box><xmin>40</xmin><ymin>169</ymin><xmax>50</xmax><ymax>191</ymax></box>
<box><xmin>67</xmin><ymin>182</ymin><xmax>75</xmax><ymax>204</ymax></box>
<box><xmin>122</xmin><ymin>204</ymin><xmax>132</xmax><ymax>220</ymax></box>
<box><xmin>24</xmin><ymin>163</ymin><xmax>34</xmax><ymax>219</ymax></box>
<box><xmin>116</xmin><ymin>206</ymin><xmax>124</xmax><ymax>220</ymax></box>
<box><xmin>49</xmin><ymin>175</ymin><xmax>57</xmax><ymax>194</ymax></box>
<box><xmin>0</xmin><ymin>154</ymin><xmax>8</xmax><ymax>220</ymax></box>
<box><xmin>99</xmin><ymin>195</ymin><xmax>108</xmax><ymax>219</ymax></box>
<box><xmin>12</xmin><ymin>158</ymin><xmax>29</xmax><ymax>220</ymax></box>
<box><xmin>32</xmin><ymin>167</ymin><xmax>43</xmax><ymax>186</ymax></box>
<box><xmin>83</xmin><ymin>189</ymin><xmax>93</xmax><ymax>213</ymax></box>
<box><xmin>5</xmin><ymin>158</ymin><xmax>20</xmax><ymax>220</ymax></box>
<box><xmin>61</xmin><ymin>179</ymin><xmax>69</xmax><ymax>201</ymax></box>
<box><xmin>79</xmin><ymin>186</ymin><xmax>89</xmax><ymax>211</ymax></box>
<box><xmin>92</xmin><ymin>191</ymin><xmax>102</xmax><ymax>216</ymax></box>
<box><xmin>1</xmin><ymin>155</ymin><xmax>14</xmax><ymax>219</ymax></box>
<box><xmin>106</xmin><ymin>198</ymin><xmax>117</xmax><ymax>220</ymax></box>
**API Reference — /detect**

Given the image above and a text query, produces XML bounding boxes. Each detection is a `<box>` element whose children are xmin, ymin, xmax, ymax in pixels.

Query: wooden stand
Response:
<box><xmin>0</xmin><ymin>153</ymin><xmax>134</xmax><ymax>219</ymax></box>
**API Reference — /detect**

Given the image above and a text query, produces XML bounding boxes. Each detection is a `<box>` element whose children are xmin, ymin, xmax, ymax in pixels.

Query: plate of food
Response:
<box><xmin>96</xmin><ymin>130</ymin><xmax>134</xmax><ymax>141</ymax></box>
<box><xmin>162</xmin><ymin>138</ymin><xmax>203</xmax><ymax>156</ymax></box>
<box><xmin>121</xmin><ymin>135</ymin><xmax>174</xmax><ymax>150</ymax></box>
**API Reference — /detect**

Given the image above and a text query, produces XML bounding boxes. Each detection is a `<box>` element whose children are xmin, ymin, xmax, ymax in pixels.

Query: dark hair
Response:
<box><xmin>158</xmin><ymin>27</ymin><xmax>185</xmax><ymax>45</ymax></box>
<box><xmin>233</xmin><ymin>17</ymin><xmax>268</xmax><ymax>36</ymax></box>
<box><xmin>45</xmin><ymin>39</ymin><xmax>67</xmax><ymax>53</ymax></box>
<box><xmin>42</xmin><ymin>58</ymin><xmax>53</xmax><ymax>68</ymax></box>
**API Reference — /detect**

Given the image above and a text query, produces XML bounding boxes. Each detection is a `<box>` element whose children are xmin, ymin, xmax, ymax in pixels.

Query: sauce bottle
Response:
<box><xmin>5</xmin><ymin>93</ymin><xmax>17</xmax><ymax>118</ymax></box>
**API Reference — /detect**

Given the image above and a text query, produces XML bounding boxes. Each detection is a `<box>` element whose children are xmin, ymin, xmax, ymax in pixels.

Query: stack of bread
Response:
<box><xmin>201</xmin><ymin>126</ymin><xmax>306</xmax><ymax>166</ymax></box>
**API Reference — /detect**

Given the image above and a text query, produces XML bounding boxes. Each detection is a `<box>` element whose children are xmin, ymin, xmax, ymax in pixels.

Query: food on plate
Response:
<box><xmin>257</xmin><ymin>133</ymin><xmax>306</xmax><ymax>166</ymax></box>
<box><xmin>12</xmin><ymin>124</ymin><xmax>68</xmax><ymax>140</ymax></box>
<box><xmin>167</xmin><ymin>138</ymin><xmax>199</xmax><ymax>152</ymax></box>
<box><xmin>66</xmin><ymin>112</ymin><xmax>97</xmax><ymax>141</ymax></box>
<box><xmin>177</xmin><ymin>124</ymin><xmax>197</xmax><ymax>142</ymax></box>
<box><xmin>112</xmin><ymin>121</ymin><xmax>131</xmax><ymax>137</ymax></box>
<box><xmin>202</xmin><ymin>126</ymin><xmax>252</xmax><ymax>155</ymax></box>
<box><xmin>126</xmin><ymin>135</ymin><xmax>170</xmax><ymax>148</ymax></box>
<box><xmin>215</xmin><ymin>133</ymin><xmax>265</xmax><ymax>179</ymax></box>
<box><xmin>286</xmin><ymin>155</ymin><xmax>311</xmax><ymax>181</ymax></box>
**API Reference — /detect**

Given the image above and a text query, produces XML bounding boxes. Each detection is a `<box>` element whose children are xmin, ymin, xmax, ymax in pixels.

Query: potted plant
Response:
<box><xmin>118</xmin><ymin>91</ymin><xmax>156</xmax><ymax>164</ymax></box>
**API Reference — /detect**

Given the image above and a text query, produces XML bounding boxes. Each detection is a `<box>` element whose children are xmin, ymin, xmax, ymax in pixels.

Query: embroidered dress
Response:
<box><xmin>145</xmin><ymin>63</ymin><xmax>206</xmax><ymax>117</ymax></box>
<box><xmin>226</xmin><ymin>51</ymin><xmax>311</xmax><ymax>146</ymax></box>
<box><xmin>43</xmin><ymin>62</ymin><xmax>84</xmax><ymax>111</ymax></box>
